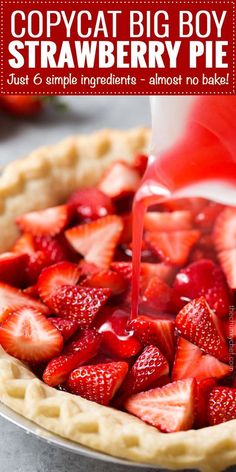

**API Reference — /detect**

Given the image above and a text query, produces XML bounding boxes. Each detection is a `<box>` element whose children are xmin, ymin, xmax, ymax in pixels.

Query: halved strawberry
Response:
<box><xmin>125</xmin><ymin>378</ymin><xmax>196</xmax><ymax>433</ymax></box>
<box><xmin>67</xmin><ymin>361</ymin><xmax>128</xmax><ymax>405</ymax></box>
<box><xmin>0</xmin><ymin>252</ymin><xmax>28</xmax><ymax>287</ymax></box>
<box><xmin>50</xmin><ymin>285</ymin><xmax>111</xmax><ymax>327</ymax></box>
<box><xmin>208</xmin><ymin>387</ymin><xmax>236</xmax><ymax>425</ymax></box>
<box><xmin>218</xmin><ymin>249</ymin><xmax>236</xmax><ymax>290</ymax></box>
<box><xmin>214</xmin><ymin>207</ymin><xmax>236</xmax><ymax>252</ymax></box>
<box><xmin>82</xmin><ymin>270</ymin><xmax>127</xmax><ymax>295</ymax></box>
<box><xmin>49</xmin><ymin>317</ymin><xmax>79</xmax><ymax>341</ymax></box>
<box><xmin>144</xmin><ymin>211</ymin><xmax>192</xmax><ymax>233</ymax></box>
<box><xmin>68</xmin><ymin>187</ymin><xmax>115</xmax><ymax>221</ymax></box>
<box><xmin>0</xmin><ymin>282</ymin><xmax>49</xmax><ymax>321</ymax></box>
<box><xmin>0</xmin><ymin>307</ymin><xmax>63</xmax><ymax>362</ymax></box>
<box><xmin>145</xmin><ymin>230</ymin><xmax>200</xmax><ymax>266</ymax></box>
<box><xmin>175</xmin><ymin>297</ymin><xmax>229</xmax><ymax>362</ymax></box>
<box><xmin>195</xmin><ymin>378</ymin><xmax>216</xmax><ymax>429</ymax></box>
<box><xmin>142</xmin><ymin>277</ymin><xmax>173</xmax><ymax>313</ymax></box>
<box><xmin>43</xmin><ymin>329</ymin><xmax>101</xmax><ymax>386</ymax></box>
<box><xmin>172</xmin><ymin>337</ymin><xmax>231</xmax><ymax>381</ymax></box>
<box><xmin>98</xmin><ymin>161</ymin><xmax>141</xmax><ymax>200</ymax></box>
<box><xmin>16</xmin><ymin>205</ymin><xmax>71</xmax><ymax>237</ymax></box>
<box><xmin>120</xmin><ymin>345</ymin><xmax>169</xmax><ymax>396</ymax></box>
<box><xmin>38</xmin><ymin>262</ymin><xmax>81</xmax><ymax>308</ymax></box>
<box><xmin>96</xmin><ymin>307</ymin><xmax>142</xmax><ymax>358</ymax></box>
<box><xmin>65</xmin><ymin>215</ymin><xmax>123</xmax><ymax>269</ymax></box>
<box><xmin>172</xmin><ymin>259</ymin><xmax>231</xmax><ymax>317</ymax></box>
<box><xmin>129</xmin><ymin>316</ymin><xmax>175</xmax><ymax>363</ymax></box>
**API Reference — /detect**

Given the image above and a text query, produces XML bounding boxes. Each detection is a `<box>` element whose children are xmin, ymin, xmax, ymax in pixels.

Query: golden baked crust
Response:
<box><xmin>0</xmin><ymin>128</ymin><xmax>235</xmax><ymax>472</ymax></box>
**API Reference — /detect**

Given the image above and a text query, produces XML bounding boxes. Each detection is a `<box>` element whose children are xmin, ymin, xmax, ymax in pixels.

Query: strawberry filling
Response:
<box><xmin>0</xmin><ymin>155</ymin><xmax>235</xmax><ymax>433</ymax></box>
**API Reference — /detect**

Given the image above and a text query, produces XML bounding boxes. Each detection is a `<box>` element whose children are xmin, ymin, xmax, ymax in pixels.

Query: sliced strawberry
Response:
<box><xmin>0</xmin><ymin>307</ymin><xmax>63</xmax><ymax>362</ymax></box>
<box><xmin>13</xmin><ymin>233</ymin><xmax>48</xmax><ymax>284</ymax></box>
<box><xmin>125</xmin><ymin>378</ymin><xmax>196</xmax><ymax>433</ymax></box>
<box><xmin>195</xmin><ymin>202</ymin><xmax>225</xmax><ymax>231</ymax></box>
<box><xmin>172</xmin><ymin>259</ymin><xmax>231</xmax><ymax>317</ymax></box>
<box><xmin>218</xmin><ymin>249</ymin><xmax>236</xmax><ymax>290</ymax></box>
<box><xmin>67</xmin><ymin>361</ymin><xmax>128</xmax><ymax>405</ymax></box>
<box><xmin>208</xmin><ymin>387</ymin><xmax>236</xmax><ymax>425</ymax></box>
<box><xmin>68</xmin><ymin>187</ymin><xmax>115</xmax><ymax>221</ymax></box>
<box><xmin>65</xmin><ymin>215</ymin><xmax>123</xmax><ymax>269</ymax></box>
<box><xmin>77</xmin><ymin>262</ymin><xmax>98</xmax><ymax>280</ymax></box>
<box><xmin>96</xmin><ymin>307</ymin><xmax>142</xmax><ymax>358</ymax></box>
<box><xmin>163</xmin><ymin>197</ymin><xmax>207</xmax><ymax>216</ymax></box>
<box><xmin>140</xmin><ymin>262</ymin><xmax>177</xmax><ymax>286</ymax></box>
<box><xmin>98</xmin><ymin>161</ymin><xmax>141</xmax><ymax>200</ymax></box>
<box><xmin>120</xmin><ymin>345</ymin><xmax>169</xmax><ymax>396</ymax></box>
<box><xmin>82</xmin><ymin>270</ymin><xmax>127</xmax><ymax>295</ymax></box>
<box><xmin>111</xmin><ymin>261</ymin><xmax>133</xmax><ymax>282</ymax></box>
<box><xmin>49</xmin><ymin>317</ymin><xmax>79</xmax><ymax>341</ymax></box>
<box><xmin>43</xmin><ymin>329</ymin><xmax>101</xmax><ymax>386</ymax></box>
<box><xmin>26</xmin><ymin>251</ymin><xmax>48</xmax><ymax>285</ymax></box>
<box><xmin>12</xmin><ymin>233</ymin><xmax>35</xmax><ymax>255</ymax></box>
<box><xmin>144</xmin><ymin>211</ymin><xmax>192</xmax><ymax>233</ymax></box>
<box><xmin>50</xmin><ymin>285</ymin><xmax>110</xmax><ymax>327</ymax></box>
<box><xmin>129</xmin><ymin>316</ymin><xmax>175</xmax><ymax>363</ymax></box>
<box><xmin>34</xmin><ymin>235</ymin><xmax>75</xmax><ymax>265</ymax></box>
<box><xmin>195</xmin><ymin>378</ymin><xmax>216</xmax><ymax>429</ymax></box>
<box><xmin>38</xmin><ymin>262</ymin><xmax>81</xmax><ymax>308</ymax></box>
<box><xmin>214</xmin><ymin>207</ymin><xmax>236</xmax><ymax>252</ymax></box>
<box><xmin>142</xmin><ymin>277</ymin><xmax>173</xmax><ymax>313</ymax></box>
<box><xmin>132</xmin><ymin>154</ymin><xmax>148</xmax><ymax>176</ymax></box>
<box><xmin>175</xmin><ymin>297</ymin><xmax>229</xmax><ymax>362</ymax></box>
<box><xmin>16</xmin><ymin>205</ymin><xmax>71</xmax><ymax>237</ymax></box>
<box><xmin>0</xmin><ymin>282</ymin><xmax>49</xmax><ymax>321</ymax></box>
<box><xmin>0</xmin><ymin>252</ymin><xmax>28</xmax><ymax>287</ymax></box>
<box><xmin>145</xmin><ymin>230</ymin><xmax>200</xmax><ymax>266</ymax></box>
<box><xmin>111</xmin><ymin>261</ymin><xmax>176</xmax><ymax>287</ymax></box>
<box><xmin>172</xmin><ymin>337</ymin><xmax>231</xmax><ymax>382</ymax></box>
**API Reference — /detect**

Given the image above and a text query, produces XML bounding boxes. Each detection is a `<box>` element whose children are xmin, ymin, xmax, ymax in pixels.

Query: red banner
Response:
<box><xmin>0</xmin><ymin>0</ymin><xmax>235</xmax><ymax>94</ymax></box>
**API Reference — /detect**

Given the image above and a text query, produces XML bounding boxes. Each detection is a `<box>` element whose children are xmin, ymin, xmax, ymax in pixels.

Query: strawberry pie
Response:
<box><xmin>0</xmin><ymin>128</ymin><xmax>235</xmax><ymax>471</ymax></box>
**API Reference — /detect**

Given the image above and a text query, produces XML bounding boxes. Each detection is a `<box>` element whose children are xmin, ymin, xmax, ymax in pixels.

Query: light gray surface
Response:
<box><xmin>0</xmin><ymin>96</ymin><xmax>152</xmax><ymax>472</ymax></box>
<box><xmin>0</xmin><ymin>96</ymin><xmax>150</xmax><ymax>164</ymax></box>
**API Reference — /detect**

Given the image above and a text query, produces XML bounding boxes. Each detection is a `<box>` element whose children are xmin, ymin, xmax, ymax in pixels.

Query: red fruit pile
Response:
<box><xmin>0</xmin><ymin>157</ymin><xmax>235</xmax><ymax>433</ymax></box>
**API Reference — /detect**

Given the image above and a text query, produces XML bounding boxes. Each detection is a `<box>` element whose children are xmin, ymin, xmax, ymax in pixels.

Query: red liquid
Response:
<box><xmin>131</xmin><ymin>97</ymin><xmax>236</xmax><ymax>318</ymax></box>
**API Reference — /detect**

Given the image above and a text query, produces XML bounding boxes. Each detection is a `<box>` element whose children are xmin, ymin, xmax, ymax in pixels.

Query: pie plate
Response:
<box><xmin>0</xmin><ymin>128</ymin><xmax>235</xmax><ymax>472</ymax></box>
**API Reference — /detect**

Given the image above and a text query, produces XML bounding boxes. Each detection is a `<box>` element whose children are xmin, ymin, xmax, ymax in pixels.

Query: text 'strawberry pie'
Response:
<box><xmin>0</xmin><ymin>128</ymin><xmax>235</xmax><ymax>472</ymax></box>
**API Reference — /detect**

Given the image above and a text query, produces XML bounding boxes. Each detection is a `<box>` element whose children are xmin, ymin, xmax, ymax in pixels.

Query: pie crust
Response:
<box><xmin>0</xmin><ymin>128</ymin><xmax>235</xmax><ymax>472</ymax></box>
